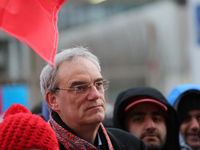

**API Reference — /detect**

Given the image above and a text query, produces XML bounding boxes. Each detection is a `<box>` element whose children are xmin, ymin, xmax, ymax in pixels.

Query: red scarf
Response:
<box><xmin>48</xmin><ymin>114</ymin><xmax>114</xmax><ymax>150</ymax></box>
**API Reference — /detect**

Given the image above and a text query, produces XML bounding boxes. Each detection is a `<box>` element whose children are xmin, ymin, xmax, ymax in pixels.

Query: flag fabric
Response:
<box><xmin>0</xmin><ymin>0</ymin><xmax>66</xmax><ymax>67</ymax></box>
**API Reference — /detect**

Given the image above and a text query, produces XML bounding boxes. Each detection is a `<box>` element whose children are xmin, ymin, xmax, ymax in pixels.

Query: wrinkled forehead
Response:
<box><xmin>57</xmin><ymin>57</ymin><xmax>101</xmax><ymax>83</ymax></box>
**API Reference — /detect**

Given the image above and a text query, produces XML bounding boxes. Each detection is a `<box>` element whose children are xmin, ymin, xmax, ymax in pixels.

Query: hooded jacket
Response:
<box><xmin>167</xmin><ymin>84</ymin><xmax>200</xmax><ymax>150</ymax></box>
<box><xmin>113</xmin><ymin>86</ymin><xmax>180</xmax><ymax>150</ymax></box>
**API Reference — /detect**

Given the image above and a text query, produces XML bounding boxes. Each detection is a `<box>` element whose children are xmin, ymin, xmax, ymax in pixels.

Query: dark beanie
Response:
<box><xmin>177</xmin><ymin>90</ymin><xmax>200</xmax><ymax>123</ymax></box>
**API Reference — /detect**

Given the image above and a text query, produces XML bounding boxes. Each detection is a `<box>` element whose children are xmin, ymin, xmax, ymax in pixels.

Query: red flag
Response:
<box><xmin>0</xmin><ymin>87</ymin><xmax>2</xmax><ymax>115</ymax></box>
<box><xmin>0</xmin><ymin>0</ymin><xmax>66</xmax><ymax>67</ymax></box>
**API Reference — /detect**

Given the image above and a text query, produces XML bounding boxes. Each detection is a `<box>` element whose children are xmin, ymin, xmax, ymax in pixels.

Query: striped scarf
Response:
<box><xmin>48</xmin><ymin>114</ymin><xmax>114</xmax><ymax>150</ymax></box>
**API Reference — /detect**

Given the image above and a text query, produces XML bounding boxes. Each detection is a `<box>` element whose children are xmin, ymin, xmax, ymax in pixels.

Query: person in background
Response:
<box><xmin>0</xmin><ymin>103</ymin><xmax>59</xmax><ymax>150</ymax></box>
<box><xmin>42</xmin><ymin>98</ymin><xmax>50</xmax><ymax>121</ymax></box>
<box><xmin>40</xmin><ymin>47</ymin><xmax>147</xmax><ymax>150</ymax></box>
<box><xmin>31</xmin><ymin>99</ymin><xmax>49</xmax><ymax>122</ymax></box>
<box><xmin>167</xmin><ymin>84</ymin><xmax>200</xmax><ymax>150</ymax></box>
<box><xmin>113</xmin><ymin>86</ymin><xmax>180</xmax><ymax>150</ymax></box>
<box><xmin>31</xmin><ymin>101</ymin><xmax>42</xmax><ymax>115</ymax></box>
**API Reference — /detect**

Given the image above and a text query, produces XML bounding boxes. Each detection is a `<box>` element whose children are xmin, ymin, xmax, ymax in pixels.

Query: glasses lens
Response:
<box><xmin>95</xmin><ymin>80</ymin><xmax>109</xmax><ymax>91</ymax></box>
<box><xmin>75</xmin><ymin>84</ymin><xmax>89</xmax><ymax>95</ymax></box>
<box><xmin>74</xmin><ymin>80</ymin><xmax>110</xmax><ymax>95</ymax></box>
<box><xmin>103</xmin><ymin>81</ymin><xmax>109</xmax><ymax>91</ymax></box>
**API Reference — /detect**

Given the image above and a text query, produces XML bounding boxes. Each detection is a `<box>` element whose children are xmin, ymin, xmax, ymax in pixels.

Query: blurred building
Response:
<box><xmin>0</xmin><ymin>0</ymin><xmax>189</xmax><ymax>116</ymax></box>
<box><xmin>57</xmin><ymin>0</ymin><xmax>189</xmax><ymax>101</ymax></box>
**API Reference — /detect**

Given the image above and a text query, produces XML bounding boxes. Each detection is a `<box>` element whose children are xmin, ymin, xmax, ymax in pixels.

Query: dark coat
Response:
<box><xmin>106</xmin><ymin>128</ymin><xmax>147</xmax><ymax>150</ymax></box>
<box><xmin>113</xmin><ymin>86</ymin><xmax>181</xmax><ymax>150</ymax></box>
<box><xmin>59</xmin><ymin>128</ymin><xmax>147</xmax><ymax>150</ymax></box>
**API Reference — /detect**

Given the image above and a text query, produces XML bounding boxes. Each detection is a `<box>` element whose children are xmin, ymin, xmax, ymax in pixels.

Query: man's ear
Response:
<box><xmin>45</xmin><ymin>91</ymin><xmax>59</xmax><ymax>111</ymax></box>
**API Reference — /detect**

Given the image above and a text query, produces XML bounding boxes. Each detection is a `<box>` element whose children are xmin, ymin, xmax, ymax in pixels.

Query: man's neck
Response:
<box><xmin>52</xmin><ymin>111</ymin><xmax>100</xmax><ymax>144</ymax></box>
<box><xmin>71</xmin><ymin>123</ymin><xmax>100</xmax><ymax>144</ymax></box>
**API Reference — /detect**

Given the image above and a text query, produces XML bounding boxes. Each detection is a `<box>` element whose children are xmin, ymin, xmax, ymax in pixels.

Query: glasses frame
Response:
<box><xmin>56</xmin><ymin>80</ymin><xmax>110</xmax><ymax>95</ymax></box>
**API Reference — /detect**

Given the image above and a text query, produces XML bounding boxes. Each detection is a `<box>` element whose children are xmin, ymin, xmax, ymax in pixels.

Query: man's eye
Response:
<box><xmin>153</xmin><ymin>117</ymin><xmax>162</xmax><ymax>122</ymax></box>
<box><xmin>182</xmin><ymin>116</ymin><xmax>191</xmax><ymax>122</ymax></box>
<box><xmin>198</xmin><ymin>116</ymin><xmax>200</xmax><ymax>122</ymax></box>
<box><xmin>133</xmin><ymin>117</ymin><xmax>142</xmax><ymax>122</ymax></box>
<box><xmin>75</xmin><ymin>85</ymin><xmax>85</xmax><ymax>91</ymax></box>
<box><xmin>197</xmin><ymin>115</ymin><xmax>200</xmax><ymax>121</ymax></box>
<box><xmin>95</xmin><ymin>82</ymin><xmax>103</xmax><ymax>87</ymax></box>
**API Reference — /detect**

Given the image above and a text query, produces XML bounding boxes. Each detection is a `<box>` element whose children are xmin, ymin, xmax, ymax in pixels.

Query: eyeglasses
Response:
<box><xmin>56</xmin><ymin>80</ymin><xmax>110</xmax><ymax>95</ymax></box>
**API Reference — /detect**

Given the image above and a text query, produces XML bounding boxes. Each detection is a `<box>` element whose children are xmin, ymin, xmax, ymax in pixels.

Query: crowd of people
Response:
<box><xmin>1</xmin><ymin>47</ymin><xmax>200</xmax><ymax>150</ymax></box>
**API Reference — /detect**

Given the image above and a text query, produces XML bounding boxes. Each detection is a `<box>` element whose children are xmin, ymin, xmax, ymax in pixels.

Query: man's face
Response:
<box><xmin>124</xmin><ymin>102</ymin><xmax>167</xmax><ymax>150</ymax></box>
<box><xmin>180</xmin><ymin>109</ymin><xmax>200</xmax><ymax>149</ymax></box>
<box><xmin>53</xmin><ymin>57</ymin><xmax>106</xmax><ymax>129</ymax></box>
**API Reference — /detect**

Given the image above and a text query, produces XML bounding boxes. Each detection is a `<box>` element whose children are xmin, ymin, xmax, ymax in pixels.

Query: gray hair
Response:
<box><xmin>40</xmin><ymin>46</ymin><xmax>101</xmax><ymax>99</ymax></box>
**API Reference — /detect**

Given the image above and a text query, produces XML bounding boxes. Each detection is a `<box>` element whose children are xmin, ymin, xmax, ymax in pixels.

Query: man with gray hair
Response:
<box><xmin>40</xmin><ymin>47</ymin><xmax>147</xmax><ymax>150</ymax></box>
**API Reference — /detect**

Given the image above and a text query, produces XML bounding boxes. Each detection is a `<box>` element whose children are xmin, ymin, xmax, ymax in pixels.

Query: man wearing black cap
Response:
<box><xmin>113</xmin><ymin>86</ymin><xmax>180</xmax><ymax>150</ymax></box>
<box><xmin>167</xmin><ymin>84</ymin><xmax>200</xmax><ymax>150</ymax></box>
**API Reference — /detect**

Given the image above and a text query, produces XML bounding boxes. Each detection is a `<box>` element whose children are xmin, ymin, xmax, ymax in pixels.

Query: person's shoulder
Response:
<box><xmin>106</xmin><ymin>128</ymin><xmax>138</xmax><ymax>139</ymax></box>
<box><xmin>106</xmin><ymin>128</ymin><xmax>147</xmax><ymax>150</ymax></box>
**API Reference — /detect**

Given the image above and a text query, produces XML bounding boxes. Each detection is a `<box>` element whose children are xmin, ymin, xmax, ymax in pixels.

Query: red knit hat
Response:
<box><xmin>0</xmin><ymin>103</ymin><xmax>59</xmax><ymax>150</ymax></box>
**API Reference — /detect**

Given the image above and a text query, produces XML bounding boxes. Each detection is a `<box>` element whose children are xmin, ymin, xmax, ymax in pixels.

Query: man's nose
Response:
<box><xmin>145</xmin><ymin>117</ymin><xmax>156</xmax><ymax>130</ymax></box>
<box><xmin>87</xmin><ymin>85</ymin><xmax>100</xmax><ymax>100</ymax></box>
<box><xmin>190</xmin><ymin>118</ymin><xmax>199</xmax><ymax>130</ymax></box>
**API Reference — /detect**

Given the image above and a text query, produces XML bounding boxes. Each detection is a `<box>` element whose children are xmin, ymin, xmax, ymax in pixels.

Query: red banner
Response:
<box><xmin>0</xmin><ymin>87</ymin><xmax>2</xmax><ymax>115</ymax></box>
<box><xmin>0</xmin><ymin>0</ymin><xmax>66</xmax><ymax>67</ymax></box>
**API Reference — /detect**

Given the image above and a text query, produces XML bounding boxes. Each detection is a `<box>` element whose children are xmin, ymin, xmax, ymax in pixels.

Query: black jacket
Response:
<box><xmin>106</xmin><ymin>128</ymin><xmax>147</xmax><ymax>150</ymax></box>
<box><xmin>59</xmin><ymin>128</ymin><xmax>147</xmax><ymax>150</ymax></box>
<box><xmin>113</xmin><ymin>86</ymin><xmax>180</xmax><ymax>150</ymax></box>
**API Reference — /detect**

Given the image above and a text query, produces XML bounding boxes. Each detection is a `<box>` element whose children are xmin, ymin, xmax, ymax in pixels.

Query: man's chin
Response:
<box><xmin>187</xmin><ymin>142</ymin><xmax>200</xmax><ymax>150</ymax></box>
<box><xmin>144</xmin><ymin>141</ymin><xmax>163</xmax><ymax>150</ymax></box>
<box><xmin>87</xmin><ymin>113</ymin><xmax>105</xmax><ymax>124</ymax></box>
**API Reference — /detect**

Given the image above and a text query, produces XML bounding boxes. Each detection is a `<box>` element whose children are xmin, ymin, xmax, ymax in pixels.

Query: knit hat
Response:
<box><xmin>0</xmin><ymin>103</ymin><xmax>59</xmax><ymax>150</ymax></box>
<box><xmin>177</xmin><ymin>90</ymin><xmax>200</xmax><ymax>123</ymax></box>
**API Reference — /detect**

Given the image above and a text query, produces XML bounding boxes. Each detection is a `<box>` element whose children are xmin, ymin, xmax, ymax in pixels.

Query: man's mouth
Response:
<box><xmin>86</xmin><ymin>105</ymin><xmax>102</xmax><ymax>110</ymax></box>
<box><xmin>186</xmin><ymin>133</ymin><xmax>198</xmax><ymax>140</ymax></box>
<box><xmin>141</xmin><ymin>133</ymin><xmax>159</xmax><ymax>140</ymax></box>
<box><xmin>144</xmin><ymin>134</ymin><xmax>157</xmax><ymax>138</ymax></box>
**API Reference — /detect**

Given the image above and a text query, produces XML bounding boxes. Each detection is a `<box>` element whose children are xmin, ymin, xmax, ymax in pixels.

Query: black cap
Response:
<box><xmin>177</xmin><ymin>90</ymin><xmax>200</xmax><ymax>123</ymax></box>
